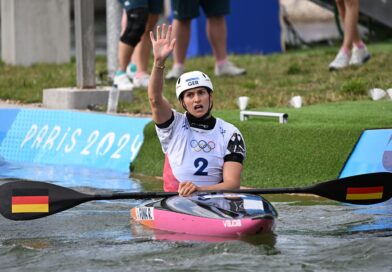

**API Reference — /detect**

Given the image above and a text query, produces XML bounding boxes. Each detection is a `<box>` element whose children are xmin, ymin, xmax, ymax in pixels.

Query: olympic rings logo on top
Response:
<box><xmin>190</xmin><ymin>139</ymin><xmax>216</xmax><ymax>153</ymax></box>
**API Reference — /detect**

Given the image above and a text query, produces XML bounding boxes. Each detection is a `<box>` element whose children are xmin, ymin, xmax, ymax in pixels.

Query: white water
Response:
<box><xmin>1</xmin><ymin>163</ymin><xmax>392</xmax><ymax>271</ymax></box>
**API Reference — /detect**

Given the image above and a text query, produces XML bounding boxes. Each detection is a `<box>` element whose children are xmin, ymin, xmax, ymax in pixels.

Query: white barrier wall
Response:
<box><xmin>1</xmin><ymin>0</ymin><xmax>70</xmax><ymax>66</ymax></box>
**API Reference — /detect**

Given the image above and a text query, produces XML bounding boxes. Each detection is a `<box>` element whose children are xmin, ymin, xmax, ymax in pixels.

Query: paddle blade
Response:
<box><xmin>309</xmin><ymin>172</ymin><xmax>392</xmax><ymax>205</ymax></box>
<box><xmin>0</xmin><ymin>180</ymin><xmax>93</xmax><ymax>220</ymax></box>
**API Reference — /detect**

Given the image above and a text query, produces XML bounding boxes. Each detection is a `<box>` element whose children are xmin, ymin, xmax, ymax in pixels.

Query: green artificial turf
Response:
<box><xmin>132</xmin><ymin>100</ymin><xmax>391</xmax><ymax>187</ymax></box>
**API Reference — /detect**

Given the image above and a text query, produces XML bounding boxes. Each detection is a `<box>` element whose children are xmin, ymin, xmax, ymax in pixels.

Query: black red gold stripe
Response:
<box><xmin>11</xmin><ymin>189</ymin><xmax>49</xmax><ymax>213</ymax></box>
<box><xmin>346</xmin><ymin>186</ymin><xmax>383</xmax><ymax>200</ymax></box>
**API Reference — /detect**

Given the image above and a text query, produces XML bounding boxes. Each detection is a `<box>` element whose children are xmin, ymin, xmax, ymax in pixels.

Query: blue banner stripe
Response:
<box><xmin>340</xmin><ymin>129</ymin><xmax>392</xmax><ymax>178</ymax></box>
<box><xmin>0</xmin><ymin>109</ymin><xmax>151</xmax><ymax>173</ymax></box>
<box><xmin>0</xmin><ymin>109</ymin><xmax>20</xmax><ymax>145</ymax></box>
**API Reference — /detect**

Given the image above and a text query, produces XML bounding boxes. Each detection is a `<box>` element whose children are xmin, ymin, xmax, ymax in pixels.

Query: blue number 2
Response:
<box><xmin>194</xmin><ymin>158</ymin><xmax>208</xmax><ymax>176</ymax></box>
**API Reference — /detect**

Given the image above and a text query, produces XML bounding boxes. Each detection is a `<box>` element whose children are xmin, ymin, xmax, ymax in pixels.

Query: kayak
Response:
<box><xmin>130</xmin><ymin>192</ymin><xmax>278</xmax><ymax>237</ymax></box>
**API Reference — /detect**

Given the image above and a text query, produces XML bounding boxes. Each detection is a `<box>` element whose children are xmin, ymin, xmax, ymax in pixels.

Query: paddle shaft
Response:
<box><xmin>93</xmin><ymin>191</ymin><xmax>178</xmax><ymax>200</ymax></box>
<box><xmin>93</xmin><ymin>187</ymin><xmax>309</xmax><ymax>200</ymax></box>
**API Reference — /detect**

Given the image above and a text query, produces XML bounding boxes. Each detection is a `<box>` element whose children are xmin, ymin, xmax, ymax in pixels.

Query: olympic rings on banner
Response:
<box><xmin>190</xmin><ymin>139</ymin><xmax>216</xmax><ymax>153</ymax></box>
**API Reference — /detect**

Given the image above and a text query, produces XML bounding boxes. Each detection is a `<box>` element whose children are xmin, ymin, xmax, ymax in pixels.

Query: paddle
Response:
<box><xmin>0</xmin><ymin>172</ymin><xmax>391</xmax><ymax>221</ymax></box>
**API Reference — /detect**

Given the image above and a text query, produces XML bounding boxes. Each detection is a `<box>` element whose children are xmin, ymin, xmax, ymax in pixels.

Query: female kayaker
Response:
<box><xmin>148</xmin><ymin>24</ymin><xmax>246</xmax><ymax>197</ymax></box>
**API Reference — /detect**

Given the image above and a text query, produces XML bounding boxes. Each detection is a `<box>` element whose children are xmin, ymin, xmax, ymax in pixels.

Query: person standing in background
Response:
<box><xmin>114</xmin><ymin>0</ymin><xmax>163</xmax><ymax>90</ymax></box>
<box><xmin>329</xmin><ymin>0</ymin><xmax>370</xmax><ymax>70</ymax></box>
<box><xmin>122</xmin><ymin>1</ymin><xmax>164</xmax><ymax>88</ymax></box>
<box><xmin>166</xmin><ymin>0</ymin><xmax>246</xmax><ymax>80</ymax></box>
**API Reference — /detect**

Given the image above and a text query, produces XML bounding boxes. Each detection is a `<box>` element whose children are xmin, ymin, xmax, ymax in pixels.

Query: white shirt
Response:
<box><xmin>156</xmin><ymin>110</ymin><xmax>246</xmax><ymax>191</ymax></box>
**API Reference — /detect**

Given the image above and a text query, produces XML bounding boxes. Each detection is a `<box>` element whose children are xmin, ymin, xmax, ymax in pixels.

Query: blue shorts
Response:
<box><xmin>171</xmin><ymin>0</ymin><xmax>230</xmax><ymax>20</ymax></box>
<box><xmin>118</xmin><ymin>0</ymin><xmax>164</xmax><ymax>14</ymax></box>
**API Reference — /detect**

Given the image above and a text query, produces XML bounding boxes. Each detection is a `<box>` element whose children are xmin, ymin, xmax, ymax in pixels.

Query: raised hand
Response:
<box><xmin>150</xmin><ymin>24</ymin><xmax>176</xmax><ymax>65</ymax></box>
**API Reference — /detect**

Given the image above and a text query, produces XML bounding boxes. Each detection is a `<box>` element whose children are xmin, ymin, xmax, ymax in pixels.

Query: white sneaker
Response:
<box><xmin>349</xmin><ymin>45</ymin><xmax>371</xmax><ymax>66</ymax></box>
<box><xmin>113</xmin><ymin>73</ymin><xmax>133</xmax><ymax>91</ymax></box>
<box><xmin>214</xmin><ymin>61</ymin><xmax>246</xmax><ymax>76</ymax></box>
<box><xmin>126</xmin><ymin>63</ymin><xmax>137</xmax><ymax>80</ymax></box>
<box><xmin>166</xmin><ymin>66</ymin><xmax>184</xmax><ymax>80</ymax></box>
<box><xmin>329</xmin><ymin>50</ymin><xmax>350</xmax><ymax>71</ymax></box>
<box><xmin>133</xmin><ymin>73</ymin><xmax>150</xmax><ymax>88</ymax></box>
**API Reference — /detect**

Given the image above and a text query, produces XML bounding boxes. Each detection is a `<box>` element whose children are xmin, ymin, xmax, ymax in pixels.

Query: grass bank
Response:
<box><xmin>1</xmin><ymin>42</ymin><xmax>391</xmax><ymax>111</ymax></box>
<box><xmin>132</xmin><ymin>100</ymin><xmax>391</xmax><ymax>187</ymax></box>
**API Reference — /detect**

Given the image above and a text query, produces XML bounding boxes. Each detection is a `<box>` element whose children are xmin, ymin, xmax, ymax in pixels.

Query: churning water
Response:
<box><xmin>1</xmin><ymin>163</ymin><xmax>392</xmax><ymax>272</ymax></box>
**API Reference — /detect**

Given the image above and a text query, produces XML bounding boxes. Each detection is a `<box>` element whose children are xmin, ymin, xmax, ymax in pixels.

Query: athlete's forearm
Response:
<box><xmin>148</xmin><ymin>60</ymin><xmax>172</xmax><ymax>124</ymax></box>
<box><xmin>148</xmin><ymin>58</ymin><xmax>165</xmax><ymax>103</ymax></box>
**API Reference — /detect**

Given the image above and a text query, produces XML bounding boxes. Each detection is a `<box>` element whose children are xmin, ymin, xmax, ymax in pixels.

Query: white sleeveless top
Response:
<box><xmin>156</xmin><ymin>110</ymin><xmax>246</xmax><ymax>192</ymax></box>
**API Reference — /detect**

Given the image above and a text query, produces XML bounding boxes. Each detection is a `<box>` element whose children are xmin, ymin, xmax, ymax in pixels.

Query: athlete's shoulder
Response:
<box><xmin>215</xmin><ymin>118</ymin><xmax>241</xmax><ymax>135</ymax></box>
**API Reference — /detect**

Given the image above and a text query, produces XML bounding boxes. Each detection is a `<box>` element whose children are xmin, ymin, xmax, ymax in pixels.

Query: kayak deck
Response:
<box><xmin>131</xmin><ymin>192</ymin><xmax>278</xmax><ymax>237</ymax></box>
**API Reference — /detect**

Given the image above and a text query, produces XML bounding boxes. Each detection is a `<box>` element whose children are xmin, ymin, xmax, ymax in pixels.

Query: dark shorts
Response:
<box><xmin>118</xmin><ymin>0</ymin><xmax>164</xmax><ymax>14</ymax></box>
<box><xmin>171</xmin><ymin>0</ymin><xmax>230</xmax><ymax>20</ymax></box>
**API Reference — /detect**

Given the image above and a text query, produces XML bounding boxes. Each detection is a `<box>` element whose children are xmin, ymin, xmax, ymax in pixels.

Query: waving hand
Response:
<box><xmin>150</xmin><ymin>24</ymin><xmax>176</xmax><ymax>64</ymax></box>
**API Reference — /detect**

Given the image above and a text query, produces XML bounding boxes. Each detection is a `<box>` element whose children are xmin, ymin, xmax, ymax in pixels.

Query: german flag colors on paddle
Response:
<box><xmin>0</xmin><ymin>179</ymin><xmax>95</xmax><ymax>221</ymax></box>
<box><xmin>11</xmin><ymin>189</ymin><xmax>49</xmax><ymax>213</ymax></box>
<box><xmin>346</xmin><ymin>186</ymin><xmax>383</xmax><ymax>201</ymax></box>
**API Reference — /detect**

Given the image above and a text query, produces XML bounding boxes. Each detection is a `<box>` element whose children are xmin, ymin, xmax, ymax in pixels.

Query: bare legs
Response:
<box><xmin>117</xmin><ymin>42</ymin><xmax>134</xmax><ymax>72</ymax></box>
<box><xmin>118</xmin><ymin>11</ymin><xmax>160</xmax><ymax>88</ymax></box>
<box><xmin>206</xmin><ymin>16</ymin><xmax>227</xmax><ymax>62</ymax></box>
<box><xmin>114</xmin><ymin>11</ymin><xmax>135</xmax><ymax>90</ymax></box>
<box><xmin>329</xmin><ymin>0</ymin><xmax>370</xmax><ymax>70</ymax></box>
<box><xmin>336</xmin><ymin>0</ymin><xmax>361</xmax><ymax>51</ymax></box>
<box><xmin>171</xmin><ymin>19</ymin><xmax>192</xmax><ymax>67</ymax></box>
<box><xmin>132</xmin><ymin>13</ymin><xmax>160</xmax><ymax>74</ymax></box>
<box><xmin>167</xmin><ymin>16</ymin><xmax>245</xmax><ymax>78</ymax></box>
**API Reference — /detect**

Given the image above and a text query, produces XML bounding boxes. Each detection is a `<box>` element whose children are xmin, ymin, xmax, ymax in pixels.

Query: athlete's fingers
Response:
<box><xmin>162</xmin><ymin>24</ymin><xmax>166</xmax><ymax>39</ymax></box>
<box><xmin>181</xmin><ymin>188</ymin><xmax>193</xmax><ymax>197</ymax></box>
<box><xmin>178</xmin><ymin>182</ymin><xmax>187</xmax><ymax>196</ymax></box>
<box><xmin>178</xmin><ymin>182</ymin><xmax>197</xmax><ymax>196</ymax></box>
<box><xmin>166</xmin><ymin>25</ymin><xmax>172</xmax><ymax>41</ymax></box>
<box><xmin>179</xmin><ymin>187</ymin><xmax>190</xmax><ymax>196</ymax></box>
<box><xmin>156</xmin><ymin>25</ymin><xmax>161</xmax><ymax>40</ymax></box>
<box><xmin>186</xmin><ymin>184</ymin><xmax>197</xmax><ymax>196</ymax></box>
<box><xmin>178</xmin><ymin>181</ymin><xmax>188</xmax><ymax>190</ymax></box>
<box><xmin>149</xmin><ymin>31</ymin><xmax>155</xmax><ymax>43</ymax></box>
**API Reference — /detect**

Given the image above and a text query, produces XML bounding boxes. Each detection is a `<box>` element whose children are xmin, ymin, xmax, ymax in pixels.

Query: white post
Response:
<box><xmin>106</xmin><ymin>0</ymin><xmax>122</xmax><ymax>80</ymax></box>
<box><xmin>74</xmin><ymin>0</ymin><xmax>96</xmax><ymax>88</ymax></box>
